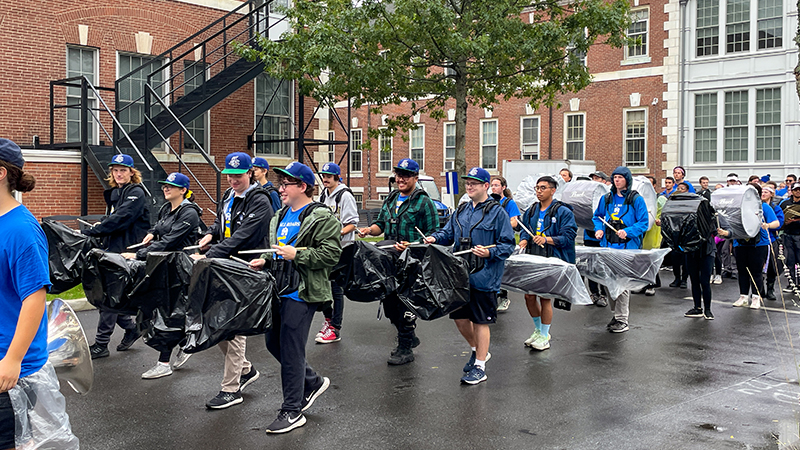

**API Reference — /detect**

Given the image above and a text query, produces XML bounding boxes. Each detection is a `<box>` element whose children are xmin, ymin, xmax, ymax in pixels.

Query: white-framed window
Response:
<box><xmin>182</xmin><ymin>60</ymin><xmax>207</xmax><ymax>152</ymax></box>
<box><xmin>695</xmin><ymin>0</ymin><xmax>783</xmax><ymax>57</ymax></box>
<box><xmin>66</xmin><ymin>46</ymin><xmax>98</xmax><ymax>144</ymax></box>
<box><xmin>443</xmin><ymin>122</ymin><xmax>455</xmax><ymax>171</ymax></box>
<box><xmin>624</xmin><ymin>109</ymin><xmax>647</xmax><ymax>167</ymax></box>
<box><xmin>254</xmin><ymin>73</ymin><xmax>293</xmax><ymax>156</ymax></box>
<box><xmin>117</xmin><ymin>53</ymin><xmax>166</xmax><ymax>135</ymax></box>
<box><xmin>379</xmin><ymin>193</ymin><xmax>390</xmax><ymax>201</ymax></box>
<box><xmin>692</xmin><ymin>87</ymin><xmax>782</xmax><ymax>163</ymax></box>
<box><xmin>410</xmin><ymin>125</ymin><xmax>424</xmax><ymax>170</ymax></box>
<box><xmin>626</xmin><ymin>9</ymin><xmax>649</xmax><ymax>58</ymax></box>
<box><xmin>378</xmin><ymin>128</ymin><xmax>393</xmax><ymax>172</ymax></box>
<box><xmin>327</xmin><ymin>130</ymin><xmax>335</xmax><ymax>162</ymax></box>
<box><xmin>520</xmin><ymin>116</ymin><xmax>540</xmax><ymax>160</ymax></box>
<box><xmin>350</xmin><ymin>129</ymin><xmax>362</xmax><ymax>172</ymax></box>
<box><xmin>353</xmin><ymin>193</ymin><xmax>363</xmax><ymax>206</ymax></box>
<box><xmin>480</xmin><ymin>120</ymin><xmax>498</xmax><ymax>169</ymax></box>
<box><xmin>269</xmin><ymin>0</ymin><xmax>290</xmax><ymax>14</ymax></box>
<box><xmin>565</xmin><ymin>113</ymin><xmax>585</xmax><ymax>160</ymax></box>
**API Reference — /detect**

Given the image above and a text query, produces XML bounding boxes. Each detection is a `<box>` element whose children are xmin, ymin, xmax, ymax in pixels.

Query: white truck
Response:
<box><xmin>502</xmin><ymin>159</ymin><xmax>597</xmax><ymax>194</ymax></box>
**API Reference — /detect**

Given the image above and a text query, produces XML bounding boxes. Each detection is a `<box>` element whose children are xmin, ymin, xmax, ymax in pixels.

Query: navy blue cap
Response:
<box><xmin>320</xmin><ymin>162</ymin><xmax>341</xmax><ymax>176</ymax></box>
<box><xmin>108</xmin><ymin>154</ymin><xmax>134</xmax><ymax>168</ymax></box>
<box><xmin>274</xmin><ymin>162</ymin><xmax>316</xmax><ymax>186</ymax></box>
<box><xmin>462</xmin><ymin>167</ymin><xmax>491</xmax><ymax>184</ymax></box>
<box><xmin>222</xmin><ymin>152</ymin><xmax>252</xmax><ymax>174</ymax></box>
<box><xmin>159</xmin><ymin>172</ymin><xmax>190</xmax><ymax>190</ymax></box>
<box><xmin>253</xmin><ymin>157</ymin><xmax>270</xmax><ymax>170</ymax></box>
<box><xmin>0</xmin><ymin>138</ymin><xmax>24</xmax><ymax>169</ymax></box>
<box><xmin>394</xmin><ymin>158</ymin><xmax>420</xmax><ymax>174</ymax></box>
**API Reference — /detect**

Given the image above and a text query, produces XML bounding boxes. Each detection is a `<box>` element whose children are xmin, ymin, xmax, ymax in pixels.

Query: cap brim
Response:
<box><xmin>222</xmin><ymin>168</ymin><xmax>249</xmax><ymax>174</ymax></box>
<box><xmin>108</xmin><ymin>163</ymin><xmax>134</xmax><ymax>168</ymax></box>
<box><xmin>158</xmin><ymin>180</ymin><xmax>185</xmax><ymax>188</ymax></box>
<box><xmin>252</xmin><ymin>165</ymin><xmax>269</xmax><ymax>169</ymax></box>
<box><xmin>319</xmin><ymin>171</ymin><xmax>339</xmax><ymax>176</ymax></box>
<box><xmin>273</xmin><ymin>168</ymin><xmax>297</xmax><ymax>179</ymax></box>
<box><xmin>394</xmin><ymin>166</ymin><xmax>418</xmax><ymax>174</ymax></box>
<box><xmin>462</xmin><ymin>175</ymin><xmax>488</xmax><ymax>183</ymax></box>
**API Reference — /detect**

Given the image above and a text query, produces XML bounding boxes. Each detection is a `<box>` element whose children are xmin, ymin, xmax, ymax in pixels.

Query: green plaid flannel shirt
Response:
<box><xmin>373</xmin><ymin>189</ymin><xmax>439</xmax><ymax>242</ymax></box>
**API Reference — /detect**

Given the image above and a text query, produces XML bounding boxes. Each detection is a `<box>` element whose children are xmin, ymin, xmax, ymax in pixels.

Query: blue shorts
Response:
<box><xmin>0</xmin><ymin>391</ymin><xmax>14</xmax><ymax>449</ymax></box>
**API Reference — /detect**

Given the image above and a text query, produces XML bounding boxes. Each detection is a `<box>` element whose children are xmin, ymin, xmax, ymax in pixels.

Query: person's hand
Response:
<box><xmin>120</xmin><ymin>252</ymin><xmax>136</xmax><ymax>260</ymax></box>
<box><xmin>717</xmin><ymin>228</ymin><xmax>729</xmax><ymax>237</ymax></box>
<box><xmin>273</xmin><ymin>245</ymin><xmax>297</xmax><ymax>260</ymax></box>
<box><xmin>655</xmin><ymin>218</ymin><xmax>661</xmax><ymax>227</ymax></box>
<box><xmin>424</xmin><ymin>236</ymin><xmax>436</xmax><ymax>244</ymax></box>
<box><xmin>617</xmin><ymin>230</ymin><xmax>628</xmax><ymax>239</ymax></box>
<box><xmin>0</xmin><ymin>356</ymin><xmax>21</xmax><ymax>393</ymax></box>
<box><xmin>190</xmin><ymin>254</ymin><xmax>206</xmax><ymax>261</ymax></box>
<box><xmin>595</xmin><ymin>230</ymin><xmax>604</xmax><ymax>240</ymax></box>
<box><xmin>249</xmin><ymin>259</ymin><xmax>266</xmax><ymax>271</ymax></box>
<box><xmin>472</xmin><ymin>245</ymin><xmax>491</xmax><ymax>259</ymax></box>
<box><xmin>761</xmin><ymin>223</ymin><xmax>770</xmax><ymax>230</ymax></box>
<box><xmin>358</xmin><ymin>227</ymin><xmax>372</xmax><ymax>238</ymax></box>
<box><xmin>394</xmin><ymin>241</ymin><xmax>409</xmax><ymax>252</ymax></box>
<box><xmin>198</xmin><ymin>234</ymin><xmax>213</xmax><ymax>251</ymax></box>
<box><xmin>532</xmin><ymin>235</ymin><xmax>546</xmax><ymax>246</ymax></box>
<box><xmin>142</xmin><ymin>233</ymin><xmax>154</xmax><ymax>245</ymax></box>
<box><xmin>519</xmin><ymin>240</ymin><xmax>528</xmax><ymax>249</ymax></box>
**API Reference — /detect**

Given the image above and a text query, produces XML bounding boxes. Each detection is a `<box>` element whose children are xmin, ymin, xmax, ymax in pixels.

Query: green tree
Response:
<box><xmin>239</xmin><ymin>0</ymin><xmax>631</xmax><ymax>194</ymax></box>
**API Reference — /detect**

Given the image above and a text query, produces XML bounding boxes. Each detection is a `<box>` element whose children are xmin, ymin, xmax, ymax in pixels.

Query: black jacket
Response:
<box><xmin>135</xmin><ymin>200</ymin><xmax>202</xmax><ymax>260</ymax></box>
<box><xmin>84</xmin><ymin>183</ymin><xmax>150</xmax><ymax>253</ymax></box>
<box><xmin>205</xmin><ymin>184</ymin><xmax>274</xmax><ymax>259</ymax></box>
<box><xmin>780</xmin><ymin>197</ymin><xmax>800</xmax><ymax>235</ymax></box>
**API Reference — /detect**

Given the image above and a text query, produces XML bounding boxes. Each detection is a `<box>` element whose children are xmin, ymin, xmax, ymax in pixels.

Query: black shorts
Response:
<box><xmin>449</xmin><ymin>289</ymin><xmax>497</xmax><ymax>324</ymax></box>
<box><xmin>0</xmin><ymin>391</ymin><xmax>15</xmax><ymax>449</ymax></box>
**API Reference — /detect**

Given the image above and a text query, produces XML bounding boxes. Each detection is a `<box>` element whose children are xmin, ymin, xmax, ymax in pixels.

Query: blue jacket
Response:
<box><xmin>667</xmin><ymin>180</ymin><xmax>696</xmax><ymax>195</ymax></box>
<box><xmin>520</xmin><ymin>201</ymin><xmax>577</xmax><ymax>263</ymax></box>
<box><xmin>431</xmin><ymin>198</ymin><xmax>515</xmax><ymax>292</ymax></box>
<box><xmin>770</xmin><ymin>202</ymin><xmax>784</xmax><ymax>243</ymax></box>
<box><xmin>592</xmin><ymin>166</ymin><xmax>649</xmax><ymax>249</ymax></box>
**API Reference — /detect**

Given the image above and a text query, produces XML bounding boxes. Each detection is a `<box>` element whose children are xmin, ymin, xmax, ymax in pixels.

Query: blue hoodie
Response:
<box><xmin>592</xmin><ymin>166</ymin><xmax>650</xmax><ymax>249</ymax></box>
<box><xmin>520</xmin><ymin>200</ymin><xmax>578</xmax><ymax>263</ymax></box>
<box><xmin>431</xmin><ymin>198</ymin><xmax>516</xmax><ymax>292</ymax></box>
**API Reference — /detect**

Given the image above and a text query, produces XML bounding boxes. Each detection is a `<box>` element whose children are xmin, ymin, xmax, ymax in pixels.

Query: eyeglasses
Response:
<box><xmin>394</xmin><ymin>172</ymin><xmax>415</xmax><ymax>180</ymax></box>
<box><xmin>279</xmin><ymin>182</ymin><xmax>301</xmax><ymax>190</ymax></box>
<box><xmin>535</xmin><ymin>185</ymin><xmax>553</xmax><ymax>191</ymax></box>
<box><xmin>465</xmin><ymin>181</ymin><xmax>484</xmax><ymax>187</ymax></box>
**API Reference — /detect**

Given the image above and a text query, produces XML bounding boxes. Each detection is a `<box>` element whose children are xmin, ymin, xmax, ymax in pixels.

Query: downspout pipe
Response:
<box><xmin>679</xmin><ymin>0</ymin><xmax>689</xmax><ymax>166</ymax></box>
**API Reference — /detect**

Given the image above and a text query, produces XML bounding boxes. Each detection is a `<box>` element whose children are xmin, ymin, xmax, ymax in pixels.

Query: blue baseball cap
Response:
<box><xmin>108</xmin><ymin>154</ymin><xmax>134</xmax><ymax>168</ymax></box>
<box><xmin>222</xmin><ymin>152</ymin><xmax>252</xmax><ymax>174</ymax></box>
<box><xmin>394</xmin><ymin>158</ymin><xmax>420</xmax><ymax>174</ymax></box>
<box><xmin>320</xmin><ymin>162</ymin><xmax>341</xmax><ymax>176</ymax></box>
<box><xmin>274</xmin><ymin>162</ymin><xmax>316</xmax><ymax>186</ymax></box>
<box><xmin>462</xmin><ymin>167</ymin><xmax>491</xmax><ymax>184</ymax></box>
<box><xmin>0</xmin><ymin>138</ymin><xmax>25</xmax><ymax>169</ymax></box>
<box><xmin>158</xmin><ymin>172</ymin><xmax>190</xmax><ymax>190</ymax></box>
<box><xmin>253</xmin><ymin>157</ymin><xmax>270</xmax><ymax>170</ymax></box>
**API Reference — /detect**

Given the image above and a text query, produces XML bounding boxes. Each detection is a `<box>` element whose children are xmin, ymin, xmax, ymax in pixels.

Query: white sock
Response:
<box><xmin>470</xmin><ymin>347</ymin><xmax>476</xmax><ymax>352</ymax></box>
<box><xmin>475</xmin><ymin>359</ymin><xmax>486</xmax><ymax>370</ymax></box>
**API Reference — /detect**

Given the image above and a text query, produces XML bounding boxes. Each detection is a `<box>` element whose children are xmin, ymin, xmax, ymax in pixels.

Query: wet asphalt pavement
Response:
<box><xmin>62</xmin><ymin>272</ymin><xmax>800</xmax><ymax>449</ymax></box>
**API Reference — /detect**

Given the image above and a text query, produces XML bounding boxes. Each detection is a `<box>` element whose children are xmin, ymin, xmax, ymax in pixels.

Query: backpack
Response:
<box><xmin>320</xmin><ymin>187</ymin><xmax>355</xmax><ymax>210</ymax></box>
<box><xmin>660</xmin><ymin>193</ymin><xmax>715</xmax><ymax>252</ymax></box>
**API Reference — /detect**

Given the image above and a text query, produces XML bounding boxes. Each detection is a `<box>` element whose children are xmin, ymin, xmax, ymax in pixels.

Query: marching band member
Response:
<box><xmin>490</xmin><ymin>175</ymin><xmax>520</xmax><ymax>312</ymax></box>
<box><xmin>252</xmin><ymin>157</ymin><xmax>283</xmax><ymax>213</ymax></box>
<box><xmin>779</xmin><ymin>183</ymin><xmax>800</xmax><ymax>292</ymax></box>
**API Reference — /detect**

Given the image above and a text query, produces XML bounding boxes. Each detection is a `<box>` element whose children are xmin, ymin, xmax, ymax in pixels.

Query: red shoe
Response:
<box><xmin>315</xmin><ymin>319</ymin><xmax>332</xmax><ymax>339</ymax></box>
<box><xmin>315</xmin><ymin>326</ymin><xmax>341</xmax><ymax>344</ymax></box>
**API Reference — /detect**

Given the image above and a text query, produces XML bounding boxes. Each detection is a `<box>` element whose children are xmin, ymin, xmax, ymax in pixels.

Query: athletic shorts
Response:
<box><xmin>0</xmin><ymin>391</ymin><xmax>15</xmax><ymax>449</ymax></box>
<box><xmin>449</xmin><ymin>289</ymin><xmax>497</xmax><ymax>324</ymax></box>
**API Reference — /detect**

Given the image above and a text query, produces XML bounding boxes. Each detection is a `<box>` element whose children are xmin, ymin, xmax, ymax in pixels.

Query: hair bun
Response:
<box><xmin>16</xmin><ymin>172</ymin><xmax>36</xmax><ymax>192</ymax></box>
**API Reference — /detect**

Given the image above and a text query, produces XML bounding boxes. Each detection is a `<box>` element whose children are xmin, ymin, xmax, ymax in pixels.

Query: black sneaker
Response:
<box><xmin>265</xmin><ymin>410</ymin><xmax>306</xmax><ymax>434</ymax></box>
<box><xmin>704</xmin><ymin>310</ymin><xmax>715</xmax><ymax>320</ymax></box>
<box><xmin>239</xmin><ymin>367</ymin><xmax>260</xmax><ymax>392</ymax></box>
<box><xmin>89</xmin><ymin>343</ymin><xmax>109</xmax><ymax>360</ymax></box>
<box><xmin>669</xmin><ymin>279</ymin><xmax>681</xmax><ymax>288</ymax></box>
<box><xmin>606</xmin><ymin>318</ymin><xmax>619</xmax><ymax>329</ymax></box>
<box><xmin>595</xmin><ymin>296</ymin><xmax>608</xmax><ymax>307</ymax></box>
<box><xmin>301</xmin><ymin>377</ymin><xmax>330</xmax><ymax>412</ymax></box>
<box><xmin>608</xmin><ymin>321</ymin><xmax>629</xmax><ymax>333</ymax></box>
<box><xmin>684</xmin><ymin>307</ymin><xmax>704</xmax><ymax>318</ymax></box>
<box><xmin>205</xmin><ymin>390</ymin><xmax>243</xmax><ymax>409</ymax></box>
<box><xmin>679</xmin><ymin>281</ymin><xmax>687</xmax><ymax>289</ymax></box>
<box><xmin>116</xmin><ymin>329</ymin><xmax>141</xmax><ymax>351</ymax></box>
<box><xmin>388</xmin><ymin>339</ymin><xmax>415</xmax><ymax>365</ymax></box>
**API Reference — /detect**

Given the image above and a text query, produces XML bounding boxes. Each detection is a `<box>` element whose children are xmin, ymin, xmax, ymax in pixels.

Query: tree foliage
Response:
<box><xmin>239</xmin><ymin>0</ymin><xmax>631</xmax><ymax>192</ymax></box>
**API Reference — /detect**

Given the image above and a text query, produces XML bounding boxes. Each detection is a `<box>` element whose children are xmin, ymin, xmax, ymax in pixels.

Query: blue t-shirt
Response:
<box><xmin>395</xmin><ymin>195</ymin><xmax>408</xmax><ymax>214</ymax></box>
<box><xmin>501</xmin><ymin>197</ymin><xmax>521</xmax><ymax>219</ymax></box>
<box><xmin>0</xmin><ymin>205</ymin><xmax>51</xmax><ymax>378</ymax></box>
<box><xmin>607</xmin><ymin>194</ymin><xmax>628</xmax><ymax>249</ymax></box>
<box><xmin>733</xmin><ymin>202</ymin><xmax>778</xmax><ymax>247</ymax></box>
<box><xmin>536</xmin><ymin>204</ymin><xmax>552</xmax><ymax>235</ymax></box>
<box><xmin>276</xmin><ymin>204</ymin><xmax>309</xmax><ymax>302</ymax></box>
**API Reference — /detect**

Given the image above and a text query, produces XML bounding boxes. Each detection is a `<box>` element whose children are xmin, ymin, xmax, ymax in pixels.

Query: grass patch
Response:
<box><xmin>47</xmin><ymin>284</ymin><xmax>85</xmax><ymax>301</ymax></box>
<box><xmin>357</xmin><ymin>236</ymin><xmax>384</xmax><ymax>243</ymax></box>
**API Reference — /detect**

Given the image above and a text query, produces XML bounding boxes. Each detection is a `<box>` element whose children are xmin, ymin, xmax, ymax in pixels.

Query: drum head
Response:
<box><xmin>561</xmin><ymin>180</ymin><xmax>610</xmax><ymax>230</ymax></box>
<box><xmin>711</xmin><ymin>185</ymin><xmax>762</xmax><ymax>239</ymax></box>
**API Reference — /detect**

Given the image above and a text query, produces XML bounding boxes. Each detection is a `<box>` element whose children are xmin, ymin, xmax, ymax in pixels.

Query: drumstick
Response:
<box><xmin>453</xmin><ymin>244</ymin><xmax>497</xmax><ymax>256</ymax></box>
<box><xmin>229</xmin><ymin>255</ymin><xmax>251</xmax><ymax>265</ymax></box>
<box><xmin>77</xmin><ymin>218</ymin><xmax>97</xmax><ymax>227</ymax></box>
<box><xmin>376</xmin><ymin>242</ymin><xmax>428</xmax><ymax>249</ymax></box>
<box><xmin>184</xmin><ymin>245</ymin><xmax>202</xmax><ymax>250</ymax></box>
<box><xmin>599</xmin><ymin>217</ymin><xmax>620</xmax><ymax>234</ymax></box>
<box><xmin>518</xmin><ymin>221</ymin><xmax>545</xmax><ymax>248</ymax></box>
<box><xmin>238</xmin><ymin>247</ymin><xmax>308</xmax><ymax>254</ymax></box>
<box><xmin>127</xmin><ymin>242</ymin><xmax>149</xmax><ymax>250</ymax></box>
<box><xmin>414</xmin><ymin>227</ymin><xmax>428</xmax><ymax>241</ymax></box>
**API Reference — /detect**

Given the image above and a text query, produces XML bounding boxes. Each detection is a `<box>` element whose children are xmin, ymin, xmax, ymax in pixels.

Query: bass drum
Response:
<box><xmin>711</xmin><ymin>184</ymin><xmax>762</xmax><ymax>239</ymax></box>
<box><xmin>560</xmin><ymin>180</ymin><xmax>610</xmax><ymax>230</ymax></box>
<box><xmin>631</xmin><ymin>175</ymin><xmax>657</xmax><ymax>231</ymax></box>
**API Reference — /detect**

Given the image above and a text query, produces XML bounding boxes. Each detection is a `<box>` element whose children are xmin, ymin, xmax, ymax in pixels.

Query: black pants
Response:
<box><xmin>765</xmin><ymin>239</ymin><xmax>783</xmax><ymax>290</ymax></box>
<box><xmin>95</xmin><ymin>311</ymin><xmax>137</xmax><ymax>346</ymax></box>
<box><xmin>671</xmin><ymin>250</ymin><xmax>688</xmax><ymax>282</ymax></box>
<box><xmin>383</xmin><ymin>293</ymin><xmax>417</xmax><ymax>340</ymax></box>
<box><xmin>734</xmin><ymin>245</ymin><xmax>769</xmax><ymax>296</ymax></box>
<box><xmin>686</xmin><ymin>250</ymin><xmax>713</xmax><ymax>311</ymax></box>
<box><xmin>714</xmin><ymin>241</ymin><xmax>723</xmax><ymax>276</ymax></box>
<box><xmin>783</xmin><ymin>235</ymin><xmax>800</xmax><ymax>286</ymax></box>
<box><xmin>584</xmin><ymin>239</ymin><xmax>601</xmax><ymax>295</ymax></box>
<box><xmin>0</xmin><ymin>392</ymin><xmax>14</xmax><ymax>450</ymax></box>
<box><xmin>265</xmin><ymin>298</ymin><xmax>322</xmax><ymax>412</ymax></box>
<box><xmin>322</xmin><ymin>282</ymin><xmax>345</xmax><ymax>330</ymax></box>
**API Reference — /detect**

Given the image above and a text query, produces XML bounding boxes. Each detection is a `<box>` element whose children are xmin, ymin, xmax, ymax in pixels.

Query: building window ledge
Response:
<box><xmin>621</xmin><ymin>56</ymin><xmax>651</xmax><ymax>66</ymax></box>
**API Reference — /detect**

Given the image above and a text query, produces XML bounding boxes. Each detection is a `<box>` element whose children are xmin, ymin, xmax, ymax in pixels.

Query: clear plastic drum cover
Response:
<box><xmin>560</xmin><ymin>180</ymin><xmax>610</xmax><ymax>230</ymax></box>
<box><xmin>631</xmin><ymin>175</ymin><xmax>657</xmax><ymax>231</ymax></box>
<box><xmin>514</xmin><ymin>174</ymin><xmax>566</xmax><ymax>212</ymax></box>
<box><xmin>710</xmin><ymin>185</ymin><xmax>762</xmax><ymax>239</ymax></box>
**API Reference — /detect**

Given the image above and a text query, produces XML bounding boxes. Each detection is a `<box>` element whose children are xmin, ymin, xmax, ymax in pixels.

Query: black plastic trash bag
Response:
<box><xmin>396</xmin><ymin>244</ymin><xmax>470</xmax><ymax>321</ymax></box>
<box><xmin>183</xmin><ymin>258</ymin><xmax>276</xmax><ymax>354</ymax></box>
<box><xmin>133</xmin><ymin>252</ymin><xmax>195</xmax><ymax>353</ymax></box>
<box><xmin>331</xmin><ymin>241</ymin><xmax>398</xmax><ymax>303</ymax></box>
<box><xmin>41</xmin><ymin>220</ymin><xmax>99</xmax><ymax>294</ymax></box>
<box><xmin>661</xmin><ymin>193</ymin><xmax>716</xmax><ymax>252</ymax></box>
<box><xmin>82</xmin><ymin>249</ymin><xmax>147</xmax><ymax>315</ymax></box>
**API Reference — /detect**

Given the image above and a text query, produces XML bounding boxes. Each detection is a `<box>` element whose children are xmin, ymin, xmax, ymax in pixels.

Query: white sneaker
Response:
<box><xmin>530</xmin><ymin>333</ymin><xmax>551</xmax><ymax>351</ymax></box>
<box><xmin>749</xmin><ymin>295</ymin><xmax>762</xmax><ymax>309</ymax></box>
<box><xmin>172</xmin><ymin>349</ymin><xmax>191</xmax><ymax>370</ymax></box>
<box><xmin>733</xmin><ymin>295</ymin><xmax>750</xmax><ymax>307</ymax></box>
<box><xmin>142</xmin><ymin>363</ymin><xmax>173</xmax><ymax>379</ymax></box>
<box><xmin>524</xmin><ymin>330</ymin><xmax>542</xmax><ymax>347</ymax></box>
<box><xmin>783</xmin><ymin>287</ymin><xmax>794</xmax><ymax>293</ymax></box>
<box><xmin>496</xmin><ymin>297</ymin><xmax>511</xmax><ymax>312</ymax></box>
<box><xmin>712</xmin><ymin>275</ymin><xmax>722</xmax><ymax>285</ymax></box>
<box><xmin>645</xmin><ymin>288</ymin><xmax>656</xmax><ymax>296</ymax></box>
